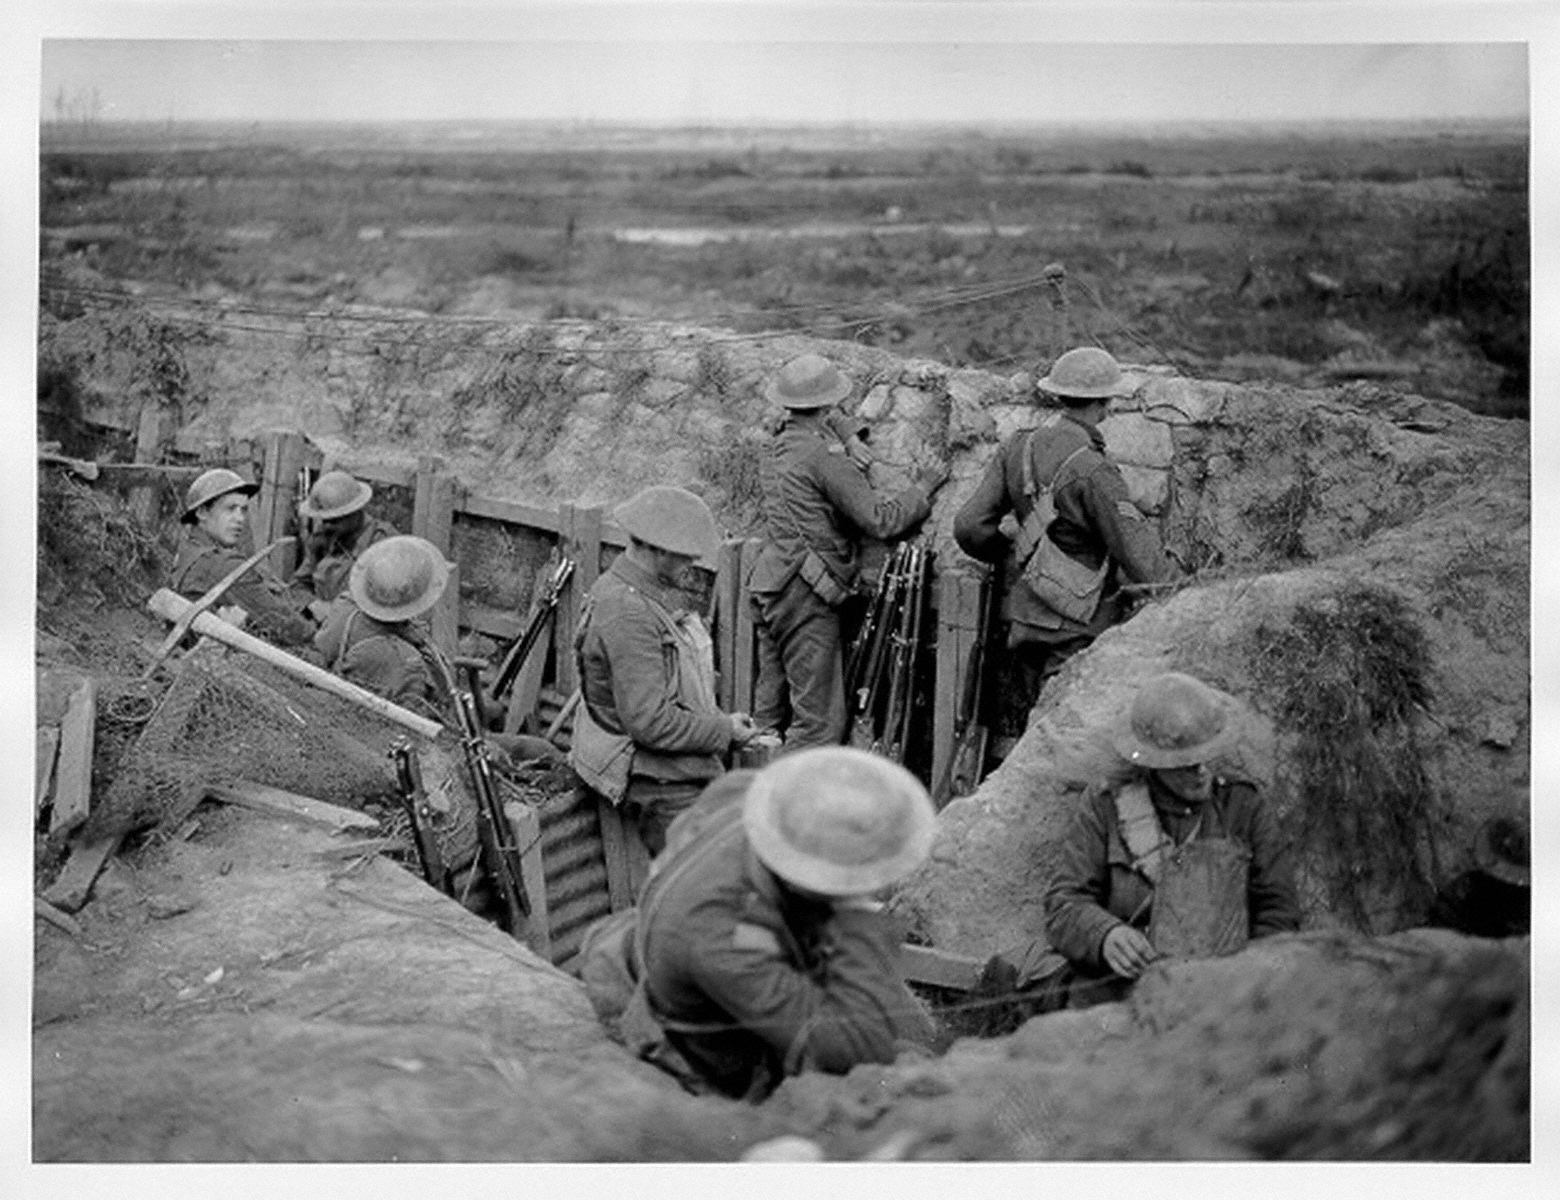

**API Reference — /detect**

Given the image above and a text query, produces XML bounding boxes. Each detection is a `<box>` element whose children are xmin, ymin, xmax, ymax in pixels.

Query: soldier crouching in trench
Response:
<box><xmin>974</xmin><ymin>673</ymin><xmax>1301</xmax><ymax>1032</ymax></box>
<box><xmin>290</xmin><ymin>469</ymin><xmax>400</xmax><ymax>618</ymax></box>
<box><xmin>577</xmin><ymin>746</ymin><xmax>938</xmax><ymax>1101</ymax></box>
<box><xmin>171</xmin><ymin>468</ymin><xmax>318</xmax><ymax>646</ymax></box>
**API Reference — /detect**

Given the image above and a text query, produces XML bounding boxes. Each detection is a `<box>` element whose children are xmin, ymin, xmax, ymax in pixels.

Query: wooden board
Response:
<box><xmin>900</xmin><ymin>943</ymin><xmax>986</xmax><ymax>992</ymax></box>
<box><xmin>732</xmin><ymin>539</ymin><xmax>761</xmax><ymax>714</ymax></box>
<box><xmin>503</xmin><ymin>619</ymin><xmax>552</xmax><ymax>736</ymax></box>
<box><xmin>127</xmin><ymin>404</ymin><xmax>167</xmax><ymax>527</ymax></box>
<box><xmin>930</xmin><ymin>570</ymin><xmax>984</xmax><ymax>807</ymax></box>
<box><xmin>206</xmin><ymin>780</ymin><xmax>380</xmax><ymax>833</ymax></box>
<box><xmin>412</xmin><ymin>456</ymin><xmax>457</xmax><ymax>555</ymax></box>
<box><xmin>49</xmin><ymin>676</ymin><xmax>96</xmax><ymax>836</ymax></box>
<box><xmin>35</xmin><ymin>726</ymin><xmax>61</xmax><ymax>816</ymax></box>
<box><xmin>594</xmin><ymin>796</ymin><xmax>640</xmax><ymax>912</ymax></box>
<box><xmin>554</xmin><ymin>504</ymin><xmax>602</xmax><ymax>697</ymax></box>
<box><xmin>42</xmin><ymin>832</ymin><xmax>124</xmax><ymax>913</ymax></box>
<box><xmin>431</xmin><ymin>561</ymin><xmax>460</xmax><ymax>663</ymax></box>
<box><xmin>255</xmin><ymin>431</ymin><xmax>310</xmax><ymax>579</ymax></box>
<box><xmin>714</xmin><ymin>540</ymin><xmax>743</xmax><ymax>711</ymax></box>
<box><xmin>504</xmin><ymin>801</ymin><xmax>552</xmax><ymax>962</ymax></box>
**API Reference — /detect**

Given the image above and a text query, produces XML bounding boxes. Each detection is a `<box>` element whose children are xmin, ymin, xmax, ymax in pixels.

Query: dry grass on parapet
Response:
<box><xmin>1250</xmin><ymin>582</ymin><xmax>1437</xmax><ymax>927</ymax></box>
<box><xmin>37</xmin><ymin>467</ymin><xmax>169</xmax><ymax>611</ymax></box>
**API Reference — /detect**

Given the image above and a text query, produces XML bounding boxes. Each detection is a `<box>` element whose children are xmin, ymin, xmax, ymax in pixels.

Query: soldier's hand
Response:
<box><xmin>216</xmin><ymin>604</ymin><xmax>249</xmax><ymax>630</ymax></box>
<box><xmin>844</xmin><ymin>436</ymin><xmax>874</xmax><ymax>471</ymax></box>
<box><xmin>914</xmin><ymin>461</ymin><xmax>951</xmax><ymax>495</ymax></box>
<box><xmin>305</xmin><ymin>599</ymin><xmax>332</xmax><ymax>624</ymax></box>
<box><xmin>728</xmin><ymin>712</ymin><xmax>761</xmax><ymax>747</ymax></box>
<box><xmin>1102</xmin><ymin>924</ymin><xmax>1157</xmax><ymax>979</ymax></box>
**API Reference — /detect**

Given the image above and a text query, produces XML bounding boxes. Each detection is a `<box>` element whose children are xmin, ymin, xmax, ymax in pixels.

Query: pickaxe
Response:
<box><xmin>140</xmin><ymin>536</ymin><xmax>295</xmax><ymax>680</ymax></box>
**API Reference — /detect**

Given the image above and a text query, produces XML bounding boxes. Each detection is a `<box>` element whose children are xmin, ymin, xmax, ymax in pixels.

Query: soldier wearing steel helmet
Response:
<box><xmin>169</xmin><ymin>467</ymin><xmax>316</xmax><ymax>647</ymax></box>
<box><xmin>572</xmin><ymin>485</ymin><xmax>762</xmax><ymax>856</ymax></box>
<box><xmin>750</xmin><ymin>353</ymin><xmax>948</xmax><ymax>752</ymax></box>
<box><xmin>977</xmin><ymin>674</ymin><xmax>1299</xmax><ymax>1023</ymax></box>
<box><xmin>291</xmin><ymin>470</ymin><xmax>400</xmax><ymax>614</ymax></box>
<box><xmin>312</xmin><ymin>534</ymin><xmax>450</xmax><ymax>715</ymax></box>
<box><xmin>954</xmin><ymin>346</ymin><xmax>1178</xmax><ymax>696</ymax></box>
<box><xmin>586</xmin><ymin>747</ymin><xmax>938</xmax><ymax>1100</ymax></box>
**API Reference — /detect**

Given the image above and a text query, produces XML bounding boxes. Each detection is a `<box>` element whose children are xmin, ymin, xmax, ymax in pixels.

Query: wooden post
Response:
<box><xmin>412</xmin><ymin>455</ymin><xmax>457</xmax><ymax>555</ymax></box>
<box><xmin>555</xmin><ymin>504</ymin><xmax>602</xmax><ymax>697</ymax></box>
<box><xmin>255</xmin><ymin>431</ymin><xmax>309</xmax><ymax>579</ymax></box>
<box><xmin>714</xmin><ymin>539</ymin><xmax>743</xmax><ymax>711</ymax></box>
<box><xmin>431</xmin><ymin>562</ymin><xmax>460</xmax><ymax>663</ymax></box>
<box><xmin>931</xmin><ymin>569</ymin><xmax>983</xmax><ymax>807</ymax></box>
<box><xmin>733</xmin><ymin>538</ymin><xmax>761</xmax><ymax>715</ymax></box>
<box><xmin>595</xmin><ymin>795</ymin><xmax>640</xmax><ymax>912</ymax></box>
<box><xmin>505</xmin><ymin>801</ymin><xmax>551</xmax><ymax>961</ymax></box>
<box><xmin>503</xmin><ymin>620</ymin><xmax>553</xmax><ymax>736</ymax></box>
<box><xmin>49</xmin><ymin>677</ymin><xmax>96</xmax><ymax>837</ymax></box>
<box><xmin>127</xmin><ymin>405</ymin><xmax>166</xmax><ymax>527</ymax></box>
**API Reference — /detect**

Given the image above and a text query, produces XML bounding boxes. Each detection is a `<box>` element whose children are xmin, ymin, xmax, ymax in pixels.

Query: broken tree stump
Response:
<box><xmin>205</xmin><ymin>780</ymin><xmax>380</xmax><ymax>833</ymax></box>
<box><xmin>49</xmin><ymin>676</ymin><xmax>97</xmax><ymax>837</ymax></box>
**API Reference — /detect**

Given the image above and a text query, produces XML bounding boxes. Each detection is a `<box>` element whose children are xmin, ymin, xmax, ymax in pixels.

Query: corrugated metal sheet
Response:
<box><xmin>536</xmin><ymin>785</ymin><xmax>611</xmax><ymax>966</ymax></box>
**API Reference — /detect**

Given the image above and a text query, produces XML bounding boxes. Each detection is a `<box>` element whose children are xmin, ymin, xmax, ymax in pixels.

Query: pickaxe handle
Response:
<box><xmin>141</xmin><ymin>536</ymin><xmax>295</xmax><ymax>679</ymax></box>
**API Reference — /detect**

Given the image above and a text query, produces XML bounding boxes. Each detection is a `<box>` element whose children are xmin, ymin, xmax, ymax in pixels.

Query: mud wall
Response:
<box><xmin>42</xmin><ymin>302</ymin><xmax>1530</xmax><ymax>945</ymax></box>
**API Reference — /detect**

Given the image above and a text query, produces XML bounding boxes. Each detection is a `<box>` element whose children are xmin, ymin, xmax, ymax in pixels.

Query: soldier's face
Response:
<box><xmin>1155</xmin><ymin>763</ymin><xmax>1212</xmax><ymax>804</ymax></box>
<box><xmin>197</xmin><ymin>493</ymin><xmax>249</xmax><ymax>549</ymax></box>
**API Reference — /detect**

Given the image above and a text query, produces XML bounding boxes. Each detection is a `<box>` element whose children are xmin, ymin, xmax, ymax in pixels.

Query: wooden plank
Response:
<box><xmin>900</xmin><ymin>943</ymin><xmax>985</xmax><ymax>992</ymax></box>
<box><xmin>733</xmin><ymin>539</ymin><xmax>761</xmax><ymax>714</ymax></box>
<box><xmin>206</xmin><ymin>779</ymin><xmax>380</xmax><ymax>832</ymax></box>
<box><xmin>460</xmin><ymin>602</ymin><xmax>525</xmax><ymax>644</ymax></box>
<box><xmin>431</xmin><ymin>561</ymin><xmax>460</xmax><ymax>663</ymax></box>
<box><xmin>127</xmin><ymin>404</ymin><xmax>167</xmax><ymax>526</ymax></box>
<box><xmin>49</xmin><ymin>677</ymin><xmax>96</xmax><ymax>836</ymax></box>
<box><xmin>412</xmin><ymin>456</ymin><xmax>457</xmax><ymax>555</ymax></box>
<box><xmin>256</xmin><ymin>431</ymin><xmax>309</xmax><ymax>579</ymax></box>
<box><xmin>505</xmin><ymin>801</ymin><xmax>552</xmax><ymax>962</ymax></box>
<box><xmin>555</xmin><ymin>505</ymin><xmax>603</xmax><ymax>697</ymax></box>
<box><xmin>503</xmin><ymin>620</ymin><xmax>552</xmax><ymax>735</ymax></box>
<box><xmin>595</xmin><ymin>796</ymin><xmax>637</xmax><ymax>912</ymax></box>
<box><xmin>931</xmin><ymin>570</ymin><xmax>983</xmax><ymax>807</ymax></box>
<box><xmin>457</xmin><ymin>492</ymin><xmax>562</xmax><ymax>533</ymax></box>
<box><xmin>35</xmin><ymin>726</ymin><xmax>61</xmax><ymax>815</ymax></box>
<box><xmin>335</xmin><ymin>459</ymin><xmax>417</xmax><ymax>489</ymax></box>
<box><xmin>714</xmin><ymin>540</ymin><xmax>742</xmax><ymax>711</ymax></box>
<box><xmin>34</xmin><ymin>897</ymin><xmax>83</xmax><ymax>938</ymax></box>
<box><xmin>43</xmin><ymin>831</ymin><xmax>124</xmax><ymax>913</ymax></box>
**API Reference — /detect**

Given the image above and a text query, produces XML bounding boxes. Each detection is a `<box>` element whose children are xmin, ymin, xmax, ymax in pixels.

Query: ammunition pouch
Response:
<box><xmin>798</xmin><ymin>548</ymin><xmax>850</xmax><ymax>608</ymax></box>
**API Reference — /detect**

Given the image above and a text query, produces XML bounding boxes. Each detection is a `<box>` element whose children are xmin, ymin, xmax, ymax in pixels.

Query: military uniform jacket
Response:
<box><xmin>749</xmin><ymin>419</ymin><xmax>933</xmax><ymax>597</ymax></box>
<box><xmin>170</xmin><ymin>526</ymin><xmax>315</xmax><ymax>646</ymax></box>
<box><xmin>953</xmin><ymin>412</ymin><xmax>1174</xmax><ymax>638</ymax></box>
<box><xmin>1044</xmin><ymin>775</ymin><xmax>1301</xmax><ymax>974</ymax></box>
<box><xmin>576</xmin><ymin>555</ymin><xmax>731</xmax><ymax>784</ymax></box>
<box><xmin>292</xmin><ymin>516</ymin><xmax>398</xmax><ymax>603</ymax></box>
<box><xmin>312</xmin><ymin>596</ymin><xmax>438</xmax><ymax>714</ymax></box>
<box><xmin>639</xmin><ymin>772</ymin><xmax>934</xmax><ymax>1099</ymax></box>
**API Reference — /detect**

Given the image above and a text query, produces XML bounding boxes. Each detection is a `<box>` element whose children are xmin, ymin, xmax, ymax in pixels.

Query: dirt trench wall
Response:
<box><xmin>43</xmin><ymin>302</ymin><xmax>1530</xmax><ymax>948</ymax></box>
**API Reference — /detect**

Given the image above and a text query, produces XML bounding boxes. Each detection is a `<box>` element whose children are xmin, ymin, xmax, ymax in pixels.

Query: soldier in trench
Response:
<box><xmin>577</xmin><ymin>746</ymin><xmax>938</xmax><ymax>1101</ymax></box>
<box><xmin>170</xmin><ymin>467</ymin><xmax>318</xmax><ymax>647</ymax></box>
<box><xmin>748</xmin><ymin>353</ymin><xmax>949</xmax><ymax>752</ymax></box>
<box><xmin>953</xmin><ymin>346</ymin><xmax>1178</xmax><ymax>706</ymax></box>
<box><xmin>975</xmin><ymin>673</ymin><xmax>1301</xmax><ymax>1027</ymax></box>
<box><xmin>571</xmin><ymin>485</ymin><xmax>764</xmax><ymax>859</ymax></box>
<box><xmin>290</xmin><ymin>470</ymin><xmax>400</xmax><ymax>619</ymax></box>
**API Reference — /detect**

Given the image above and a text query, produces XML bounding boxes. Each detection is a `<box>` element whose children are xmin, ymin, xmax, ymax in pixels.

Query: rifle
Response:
<box><xmin>844</xmin><ymin>543</ymin><xmax>900</xmax><ymax>703</ymax></box>
<box><xmin>389</xmin><ymin>737</ymin><xmax>451</xmax><ymax>895</ymax></box>
<box><xmin>884</xmin><ymin>544</ymin><xmax>928</xmax><ymax>763</ymax></box>
<box><xmin>893</xmin><ymin>544</ymin><xmax>930</xmax><ymax>760</ymax></box>
<box><xmin>848</xmin><ymin>544</ymin><xmax>908</xmax><ymax>749</ymax></box>
<box><xmin>874</xmin><ymin>544</ymin><xmax>922</xmax><ymax>762</ymax></box>
<box><xmin>942</xmin><ymin>565</ymin><xmax>998</xmax><ymax>800</ymax></box>
<box><xmin>491</xmin><ymin>556</ymin><xmax>576</xmax><ymax>704</ymax></box>
<box><xmin>425</xmin><ymin>647</ymin><xmax>532</xmax><ymax>937</ymax></box>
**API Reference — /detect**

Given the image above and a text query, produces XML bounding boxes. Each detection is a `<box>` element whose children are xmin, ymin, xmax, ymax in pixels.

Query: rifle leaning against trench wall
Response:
<box><xmin>389</xmin><ymin>737</ymin><xmax>452</xmax><ymax>896</ymax></box>
<box><xmin>878</xmin><ymin>543</ymin><xmax>928</xmax><ymax>765</ymax></box>
<box><xmin>846</xmin><ymin>542</ymin><xmax>910</xmax><ymax>751</ymax></box>
<box><xmin>490</xmin><ymin>555</ymin><xmax>576</xmax><ymax>705</ymax></box>
<box><xmin>423</xmin><ymin>646</ymin><xmax>532</xmax><ymax>938</ymax></box>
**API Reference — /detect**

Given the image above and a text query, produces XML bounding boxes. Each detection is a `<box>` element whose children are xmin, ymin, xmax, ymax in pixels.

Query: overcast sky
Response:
<box><xmin>39</xmin><ymin>38</ymin><xmax>1527</xmax><ymax>126</ymax></box>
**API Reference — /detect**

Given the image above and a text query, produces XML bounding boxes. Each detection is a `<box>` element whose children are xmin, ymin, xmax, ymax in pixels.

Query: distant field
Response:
<box><xmin>38</xmin><ymin>120</ymin><xmax>1529</xmax><ymax>416</ymax></box>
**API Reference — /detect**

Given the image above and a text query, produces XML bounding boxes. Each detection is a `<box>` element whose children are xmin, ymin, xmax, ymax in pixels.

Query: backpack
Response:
<box><xmin>1010</xmin><ymin>423</ymin><xmax>1111</xmax><ymax>624</ymax></box>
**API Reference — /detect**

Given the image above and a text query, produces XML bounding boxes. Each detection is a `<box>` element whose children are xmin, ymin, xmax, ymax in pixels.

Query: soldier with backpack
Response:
<box><xmin>953</xmin><ymin>346</ymin><xmax>1177</xmax><ymax>695</ymax></box>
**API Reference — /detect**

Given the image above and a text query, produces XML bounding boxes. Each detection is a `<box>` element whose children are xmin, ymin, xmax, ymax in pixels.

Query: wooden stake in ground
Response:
<box><xmin>147</xmin><ymin>588</ymin><xmax>443</xmax><ymax>740</ymax></box>
<box><xmin>49</xmin><ymin>676</ymin><xmax>97</xmax><ymax>837</ymax></box>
